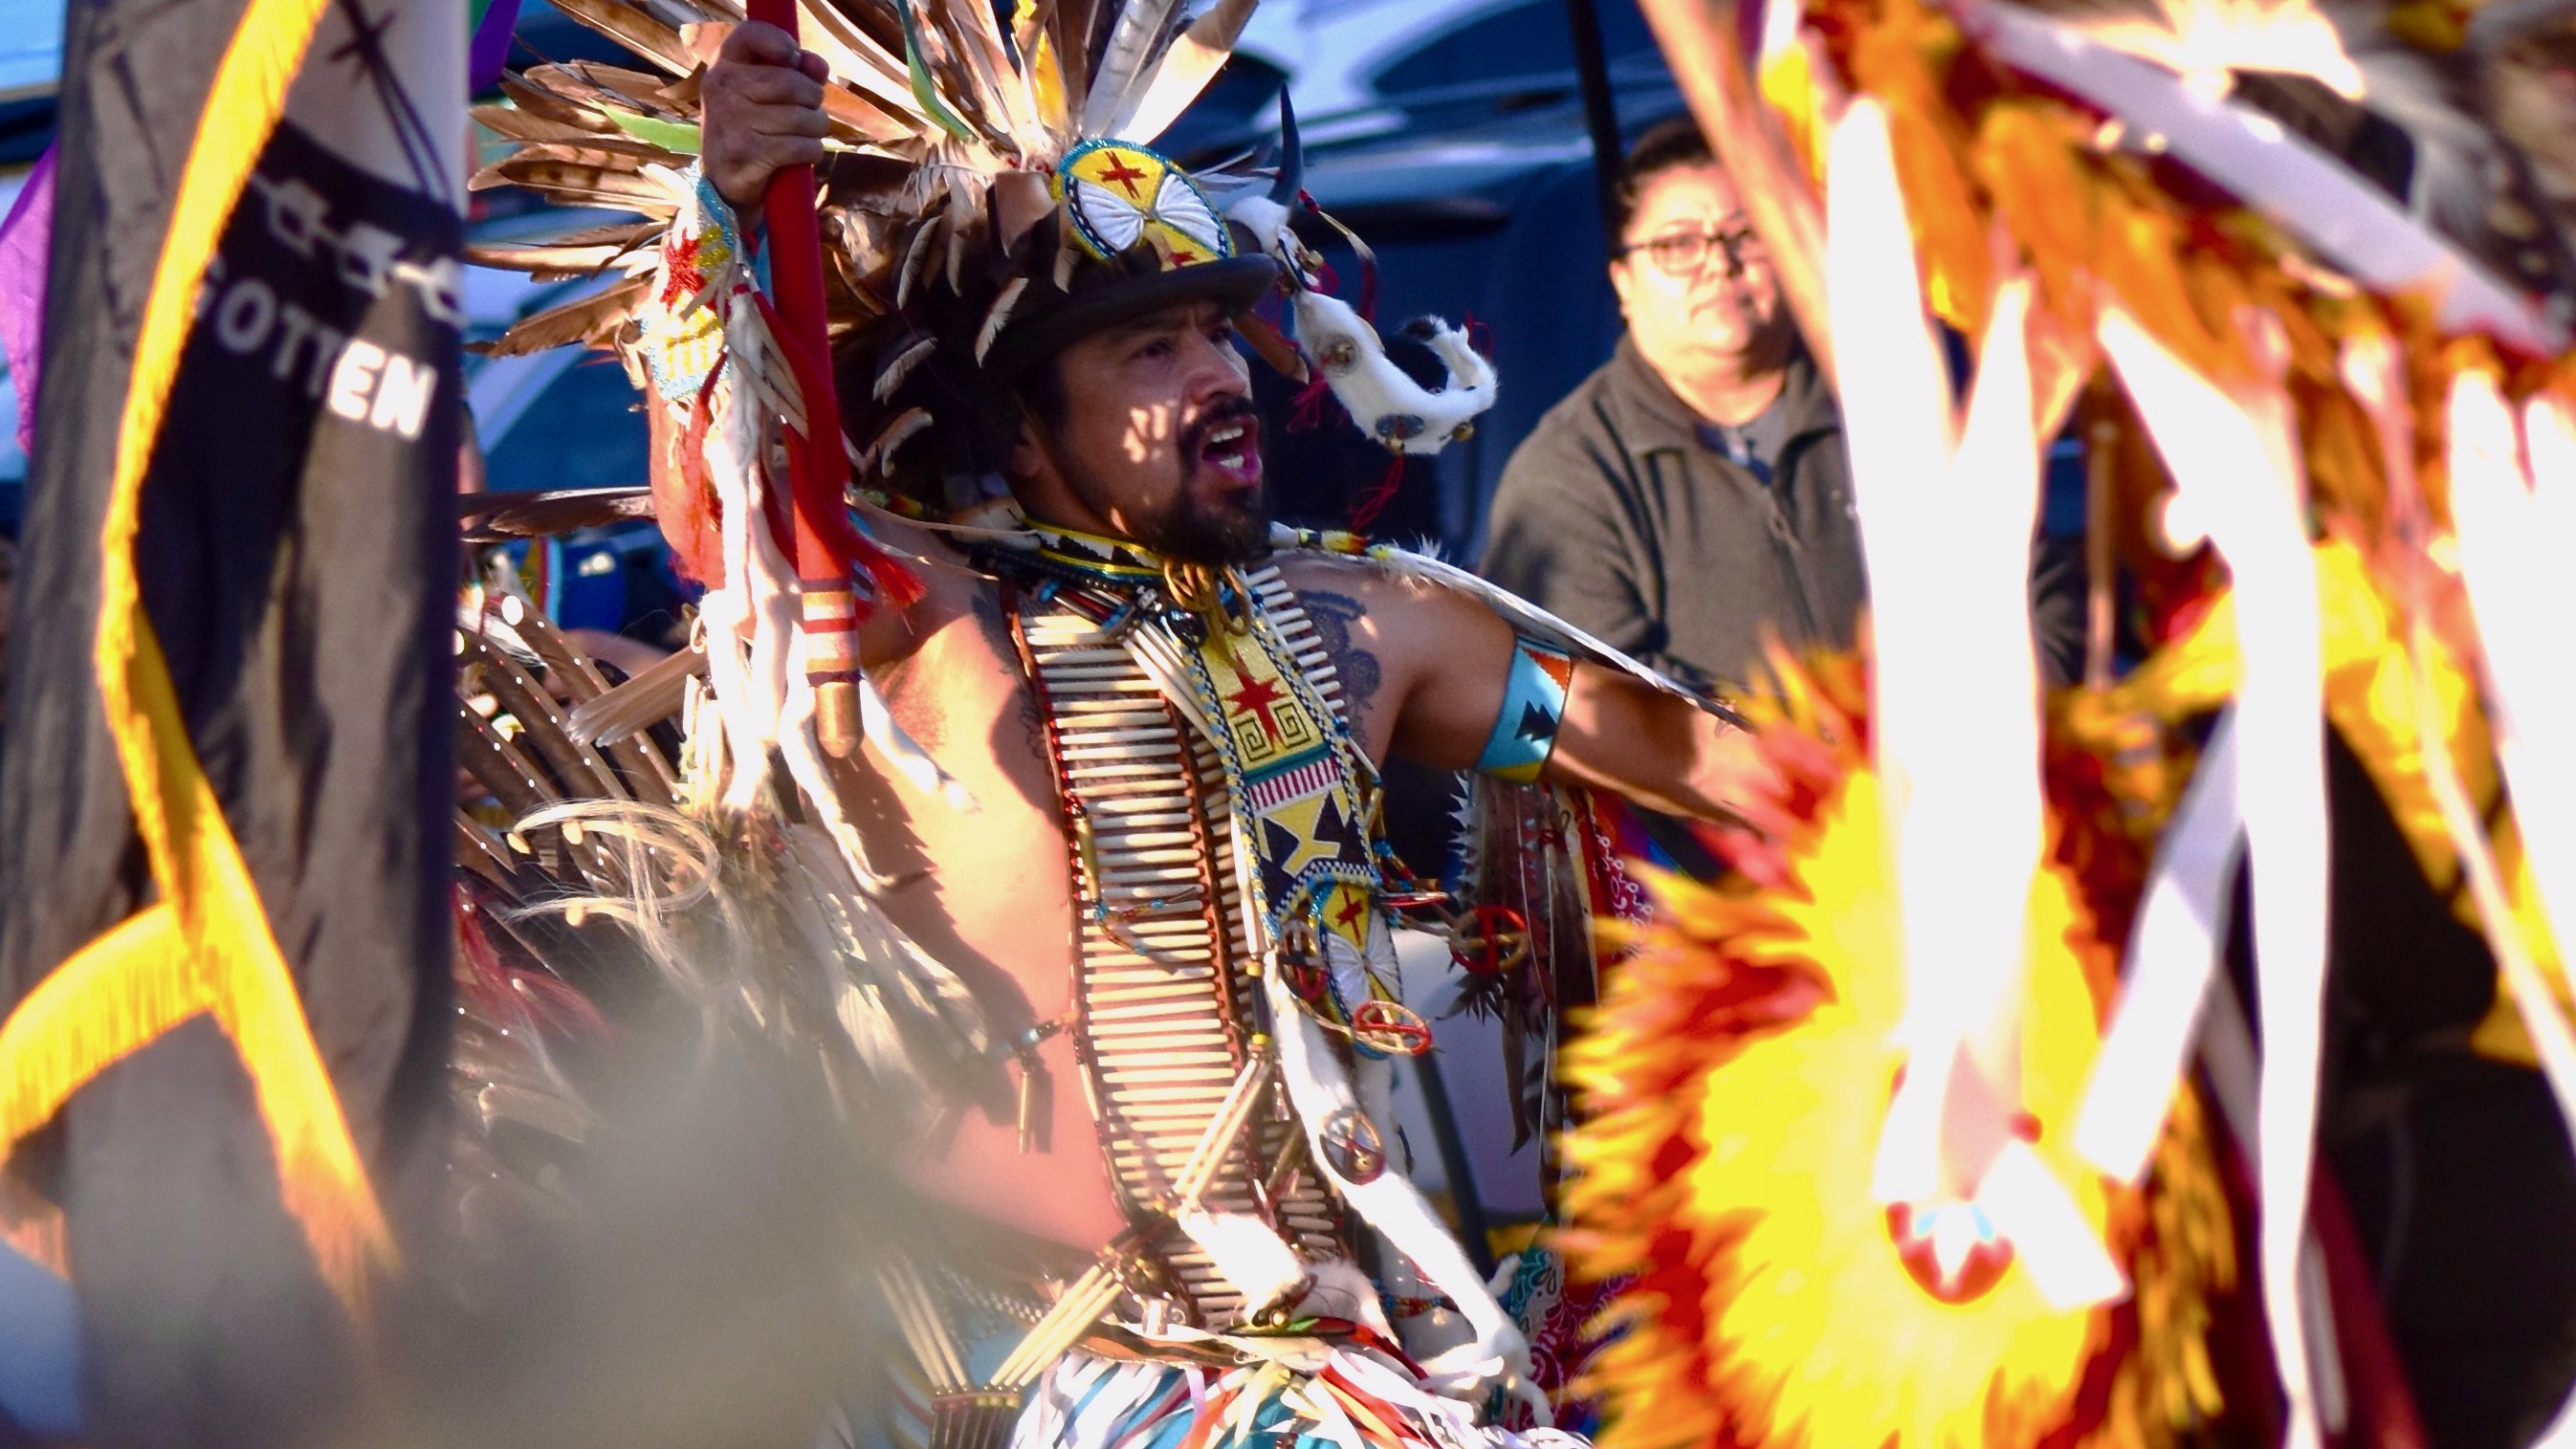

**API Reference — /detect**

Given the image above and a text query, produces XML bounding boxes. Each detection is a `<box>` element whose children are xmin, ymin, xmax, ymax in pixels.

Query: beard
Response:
<box><xmin>1064</xmin><ymin>403</ymin><xmax>1273</xmax><ymax>565</ymax></box>
<box><xmin>1129</xmin><ymin>483</ymin><xmax>1272</xmax><ymax>565</ymax></box>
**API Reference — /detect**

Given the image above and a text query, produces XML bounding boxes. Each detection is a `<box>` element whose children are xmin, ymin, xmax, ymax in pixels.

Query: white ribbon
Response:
<box><xmin>2451</xmin><ymin>381</ymin><xmax>2576</xmax><ymax>993</ymax></box>
<box><xmin>2438</xmin><ymin>377</ymin><xmax>2576</xmax><ymax>1449</ymax></box>
<box><xmin>1827</xmin><ymin>98</ymin><xmax>2122</xmax><ymax>1310</ymax></box>
<box><xmin>2101</xmin><ymin>305</ymin><xmax>2331</xmax><ymax>1449</ymax></box>
<box><xmin>2075</xmin><ymin>712</ymin><xmax>2244</xmax><ymax>1183</ymax></box>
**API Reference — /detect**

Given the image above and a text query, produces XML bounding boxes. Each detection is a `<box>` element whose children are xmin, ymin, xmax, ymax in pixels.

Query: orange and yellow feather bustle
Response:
<box><xmin>1561</xmin><ymin>651</ymin><xmax>2236</xmax><ymax>1449</ymax></box>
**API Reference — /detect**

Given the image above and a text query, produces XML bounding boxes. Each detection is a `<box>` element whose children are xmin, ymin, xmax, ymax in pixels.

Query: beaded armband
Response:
<box><xmin>638</xmin><ymin>165</ymin><xmax>753</xmax><ymax>405</ymax></box>
<box><xmin>1476</xmin><ymin>633</ymin><xmax>1574</xmax><ymax>784</ymax></box>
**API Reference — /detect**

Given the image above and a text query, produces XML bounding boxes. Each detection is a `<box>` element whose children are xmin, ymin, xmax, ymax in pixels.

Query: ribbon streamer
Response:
<box><xmin>2102</xmin><ymin>303</ymin><xmax>2330</xmax><ymax>1449</ymax></box>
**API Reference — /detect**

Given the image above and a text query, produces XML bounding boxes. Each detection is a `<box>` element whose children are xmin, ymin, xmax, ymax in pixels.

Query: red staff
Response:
<box><xmin>740</xmin><ymin>0</ymin><xmax>892</xmax><ymax>757</ymax></box>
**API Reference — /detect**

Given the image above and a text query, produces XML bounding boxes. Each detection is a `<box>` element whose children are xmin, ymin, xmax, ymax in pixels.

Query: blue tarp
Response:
<box><xmin>0</xmin><ymin>1237</ymin><xmax>80</xmax><ymax>1441</ymax></box>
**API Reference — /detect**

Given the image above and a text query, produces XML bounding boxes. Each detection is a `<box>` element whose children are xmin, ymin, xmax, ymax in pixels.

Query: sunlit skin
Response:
<box><xmin>650</xmin><ymin>46</ymin><xmax>1779</xmax><ymax>1253</ymax></box>
<box><xmin>1611</xmin><ymin>161</ymin><xmax>1800</xmax><ymax>428</ymax></box>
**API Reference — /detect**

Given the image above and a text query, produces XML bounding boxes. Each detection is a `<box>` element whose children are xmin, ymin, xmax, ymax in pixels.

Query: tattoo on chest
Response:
<box><xmin>1297</xmin><ymin>590</ymin><xmax>1381</xmax><ymax>738</ymax></box>
<box><xmin>980</xmin><ymin>590</ymin><xmax>1048</xmax><ymax>757</ymax></box>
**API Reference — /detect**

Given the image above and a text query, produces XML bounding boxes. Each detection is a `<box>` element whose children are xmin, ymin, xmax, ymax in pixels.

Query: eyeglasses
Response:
<box><xmin>1616</xmin><ymin>226</ymin><xmax>1766</xmax><ymax>277</ymax></box>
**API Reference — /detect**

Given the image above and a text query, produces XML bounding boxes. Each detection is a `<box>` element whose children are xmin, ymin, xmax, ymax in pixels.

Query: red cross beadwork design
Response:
<box><xmin>1094</xmin><ymin>151</ymin><xmax>1152</xmax><ymax>200</ymax></box>
<box><xmin>661</xmin><ymin>231</ymin><xmax>706</xmax><ymax>308</ymax></box>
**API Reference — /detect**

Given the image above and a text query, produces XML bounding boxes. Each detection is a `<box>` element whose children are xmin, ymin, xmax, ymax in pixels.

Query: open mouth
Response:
<box><xmin>1193</xmin><ymin>413</ymin><xmax>1263</xmax><ymax>487</ymax></box>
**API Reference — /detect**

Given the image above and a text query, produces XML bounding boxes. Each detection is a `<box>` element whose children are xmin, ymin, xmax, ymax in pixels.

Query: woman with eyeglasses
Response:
<box><xmin>1481</xmin><ymin>116</ymin><xmax>1867</xmax><ymax>712</ymax></box>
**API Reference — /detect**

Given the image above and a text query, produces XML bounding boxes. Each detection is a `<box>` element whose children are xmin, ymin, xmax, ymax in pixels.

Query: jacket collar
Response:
<box><xmin>1608</xmin><ymin>333</ymin><xmax>1839</xmax><ymax>453</ymax></box>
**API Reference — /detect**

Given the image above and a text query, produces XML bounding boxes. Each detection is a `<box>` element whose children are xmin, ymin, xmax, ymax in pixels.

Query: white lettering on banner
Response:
<box><xmin>214</xmin><ymin>279</ymin><xmax>276</xmax><ymax>353</ymax></box>
<box><xmin>270</xmin><ymin>305</ymin><xmax>343</xmax><ymax>391</ymax></box>
<box><xmin>201</xmin><ymin>273</ymin><xmax>440</xmax><ymax>440</ymax></box>
<box><xmin>327</xmin><ymin>340</ymin><xmax>385</xmax><ymax>423</ymax></box>
<box><xmin>245</xmin><ymin>171</ymin><xmax>465</xmax><ymax>326</ymax></box>
<box><xmin>368</xmin><ymin>352</ymin><xmax>437</xmax><ymax>437</ymax></box>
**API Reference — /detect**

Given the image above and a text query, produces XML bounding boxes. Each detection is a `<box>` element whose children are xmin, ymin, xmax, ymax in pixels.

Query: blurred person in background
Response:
<box><xmin>1482</xmin><ymin>117</ymin><xmax>1858</xmax><ymax>704</ymax></box>
<box><xmin>1483</xmin><ymin>119</ymin><xmax>2080</xmax><ymax>708</ymax></box>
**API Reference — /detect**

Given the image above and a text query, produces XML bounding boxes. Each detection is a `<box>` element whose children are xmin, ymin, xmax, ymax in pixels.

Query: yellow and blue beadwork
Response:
<box><xmin>1477</xmin><ymin>634</ymin><xmax>1574</xmax><ymax>785</ymax></box>
<box><xmin>1052</xmin><ymin>138</ymin><xmax>1236</xmax><ymax>267</ymax></box>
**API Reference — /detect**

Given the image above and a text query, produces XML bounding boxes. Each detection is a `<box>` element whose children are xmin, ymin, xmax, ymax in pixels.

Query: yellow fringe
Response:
<box><xmin>0</xmin><ymin>0</ymin><xmax>395</xmax><ymax>1316</ymax></box>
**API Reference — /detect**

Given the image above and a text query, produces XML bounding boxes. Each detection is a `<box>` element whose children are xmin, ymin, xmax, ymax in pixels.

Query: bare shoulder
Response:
<box><xmin>1270</xmin><ymin>546</ymin><xmax>1438</xmax><ymax>609</ymax></box>
<box><xmin>857</xmin><ymin>515</ymin><xmax>1000</xmax><ymax>666</ymax></box>
<box><xmin>1269</xmin><ymin>546</ymin><xmax>1493</xmax><ymax>633</ymax></box>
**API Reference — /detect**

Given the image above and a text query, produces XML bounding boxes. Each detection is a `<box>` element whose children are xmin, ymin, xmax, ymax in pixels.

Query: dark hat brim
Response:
<box><xmin>982</xmin><ymin>253</ymin><xmax>1279</xmax><ymax>384</ymax></box>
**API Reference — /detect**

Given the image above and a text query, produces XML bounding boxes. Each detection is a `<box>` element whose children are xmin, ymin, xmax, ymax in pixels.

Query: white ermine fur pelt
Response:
<box><xmin>1289</xmin><ymin>291</ymin><xmax>1498</xmax><ymax>457</ymax></box>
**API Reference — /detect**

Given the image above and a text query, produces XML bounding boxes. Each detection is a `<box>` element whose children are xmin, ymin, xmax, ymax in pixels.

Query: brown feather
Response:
<box><xmin>822</xmin><ymin>84</ymin><xmax>916</xmax><ymax>143</ymax></box>
<box><xmin>992</xmin><ymin>168</ymin><xmax>1057</xmax><ymax>255</ymax></box>
<box><xmin>974</xmin><ymin>276</ymin><xmax>1029</xmax><ymax>363</ymax></box>
<box><xmin>542</xmin><ymin>0</ymin><xmax>695</xmax><ymax>75</ymax></box>
<box><xmin>654</xmin><ymin>68</ymin><xmax>704</xmax><ymax>111</ymax></box>
<box><xmin>488</xmin><ymin>157</ymin><xmax>676</xmax><ymax>209</ymax></box>
<box><xmin>473</xmin><ymin>103</ymin><xmax>614</xmax><ymax>143</ymax></box>
<box><xmin>874</xmin><ymin>335</ymin><xmax>937</xmax><ymax>400</ymax></box>
<box><xmin>542</xmin><ymin>219</ymin><xmax>669</xmax><ymax>249</ymax></box>
<box><xmin>1080</xmin><ymin>0</ymin><xmax>1187</xmax><ymax>134</ymax></box>
<box><xmin>481</xmin><ymin>276</ymin><xmax>652</xmax><ymax>358</ymax></box>
<box><xmin>499</xmin><ymin>73</ymin><xmax>620</xmax><ymax>133</ymax></box>
<box><xmin>926</xmin><ymin>0</ymin><xmax>1025</xmax><ymax>148</ymax></box>
<box><xmin>896</xmin><ymin>212</ymin><xmax>944</xmax><ymax>308</ymax></box>
<box><xmin>1012</xmin><ymin>0</ymin><xmax>1058</xmax><ymax>60</ymax></box>
<box><xmin>812</xmin><ymin>0</ymin><xmax>906</xmax><ymax>56</ymax></box>
<box><xmin>470</xmin><ymin>138</ymin><xmax>686</xmax><ymax>196</ymax></box>
<box><xmin>944</xmin><ymin>185</ymin><xmax>971</xmax><ymax>292</ymax></box>
<box><xmin>1049</xmin><ymin>0</ymin><xmax>1101</xmax><ymax>104</ymax></box>
<box><xmin>1112</xmin><ymin>0</ymin><xmax>1256</xmax><ymax>142</ymax></box>
<box><xmin>465</xmin><ymin>239</ymin><xmax>636</xmax><ymax>275</ymax></box>
<box><xmin>562</xmin><ymin>60</ymin><xmax>697</xmax><ymax>112</ymax></box>
<box><xmin>799</xmin><ymin>0</ymin><xmax>927</xmax><ymax>123</ymax></box>
<box><xmin>460</xmin><ymin>487</ymin><xmax>658</xmax><ymax>541</ymax></box>
<box><xmin>1234</xmin><ymin>309</ymin><xmax>1306</xmax><ymax>384</ymax></box>
<box><xmin>867</xmin><ymin>406</ymin><xmax>934</xmax><ymax>469</ymax></box>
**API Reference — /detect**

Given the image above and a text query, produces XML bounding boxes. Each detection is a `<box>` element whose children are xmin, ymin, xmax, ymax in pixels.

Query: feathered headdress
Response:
<box><xmin>468</xmin><ymin>0</ymin><xmax>1498</xmax><ymax>890</ymax></box>
<box><xmin>469</xmin><ymin>0</ymin><xmax>1495</xmax><ymax>520</ymax></box>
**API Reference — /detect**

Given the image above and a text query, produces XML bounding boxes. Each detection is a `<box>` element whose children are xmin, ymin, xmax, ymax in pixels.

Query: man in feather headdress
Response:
<box><xmin>459</xmin><ymin>1</ymin><xmax>1775</xmax><ymax>1440</ymax></box>
<box><xmin>672</xmin><ymin>23</ymin><xmax>1765</xmax><ymax>1440</ymax></box>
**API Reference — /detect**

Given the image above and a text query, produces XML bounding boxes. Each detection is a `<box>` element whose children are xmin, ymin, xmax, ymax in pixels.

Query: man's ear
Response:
<box><xmin>1005</xmin><ymin>412</ymin><xmax>1052</xmax><ymax>489</ymax></box>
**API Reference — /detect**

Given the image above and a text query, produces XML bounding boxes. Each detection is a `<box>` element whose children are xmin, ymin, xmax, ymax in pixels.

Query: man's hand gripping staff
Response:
<box><xmin>725</xmin><ymin>5</ymin><xmax>916</xmax><ymax>757</ymax></box>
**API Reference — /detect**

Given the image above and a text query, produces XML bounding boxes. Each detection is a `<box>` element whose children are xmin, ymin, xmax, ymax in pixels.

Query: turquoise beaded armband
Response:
<box><xmin>1475</xmin><ymin>633</ymin><xmax>1574</xmax><ymax>784</ymax></box>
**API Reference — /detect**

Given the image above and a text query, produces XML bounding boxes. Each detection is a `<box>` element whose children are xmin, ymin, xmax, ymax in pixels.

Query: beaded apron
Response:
<box><xmin>1009</xmin><ymin>563</ymin><xmax>1354</xmax><ymax>1328</ymax></box>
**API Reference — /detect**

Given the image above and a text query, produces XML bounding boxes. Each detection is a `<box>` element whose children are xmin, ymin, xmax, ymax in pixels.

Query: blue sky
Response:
<box><xmin>0</xmin><ymin>0</ymin><xmax>60</xmax><ymax>96</ymax></box>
